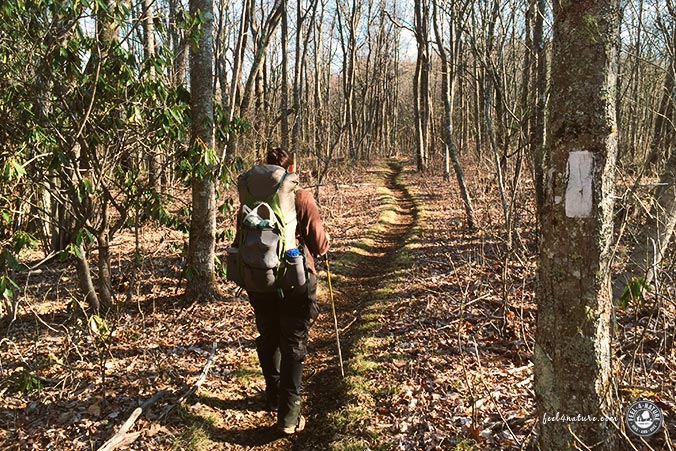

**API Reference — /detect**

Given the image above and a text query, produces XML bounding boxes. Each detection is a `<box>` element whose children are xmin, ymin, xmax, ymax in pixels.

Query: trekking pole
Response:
<box><xmin>324</xmin><ymin>253</ymin><xmax>344</xmax><ymax>377</ymax></box>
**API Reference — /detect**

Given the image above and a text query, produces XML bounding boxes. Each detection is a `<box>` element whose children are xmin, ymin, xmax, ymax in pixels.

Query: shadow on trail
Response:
<box><xmin>210</xmin><ymin>424</ymin><xmax>281</xmax><ymax>447</ymax></box>
<box><xmin>180</xmin><ymin>404</ymin><xmax>282</xmax><ymax>447</ymax></box>
<box><xmin>198</xmin><ymin>392</ymin><xmax>267</xmax><ymax>413</ymax></box>
<box><xmin>292</xmin><ymin>365</ymin><xmax>344</xmax><ymax>450</ymax></box>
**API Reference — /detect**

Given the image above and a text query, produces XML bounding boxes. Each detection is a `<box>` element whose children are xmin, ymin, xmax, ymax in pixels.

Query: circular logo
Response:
<box><xmin>626</xmin><ymin>400</ymin><xmax>663</xmax><ymax>437</ymax></box>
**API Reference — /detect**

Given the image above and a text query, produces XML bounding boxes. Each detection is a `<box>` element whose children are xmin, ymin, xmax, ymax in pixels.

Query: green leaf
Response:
<box><xmin>3</xmin><ymin>157</ymin><xmax>26</xmax><ymax>180</ymax></box>
<box><xmin>0</xmin><ymin>210</ymin><xmax>11</xmax><ymax>225</ymax></box>
<box><xmin>0</xmin><ymin>275</ymin><xmax>17</xmax><ymax>300</ymax></box>
<box><xmin>1</xmin><ymin>250</ymin><xmax>20</xmax><ymax>271</ymax></box>
<box><xmin>77</xmin><ymin>178</ymin><xmax>94</xmax><ymax>202</ymax></box>
<box><xmin>89</xmin><ymin>314</ymin><xmax>110</xmax><ymax>340</ymax></box>
<box><xmin>218</xmin><ymin>198</ymin><xmax>235</xmax><ymax>215</ymax></box>
<box><xmin>66</xmin><ymin>243</ymin><xmax>82</xmax><ymax>259</ymax></box>
<box><xmin>617</xmin><ymin>276</ymin><xmax>649</xmax><ymax>309</ymax></box>
<box><xmin>129</xmin><ymin>104</ymin><xmax>142</xmax><ymax>124</ymax></box>
<box><xmin>12</xmin><ymin>231</ymin><xmax>37</xmax><ymax>252</ymax></box>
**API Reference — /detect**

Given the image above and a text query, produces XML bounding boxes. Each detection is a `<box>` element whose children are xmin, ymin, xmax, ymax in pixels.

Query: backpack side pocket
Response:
<box><xmin>225</xmin><ymin>247</ymin><xmax>244</xmax><ymax>287</ymax></box>
<box><xmin>241</xmin><ymin>226</ymin><xmax>281</xmax><ymax>292</ymax></box>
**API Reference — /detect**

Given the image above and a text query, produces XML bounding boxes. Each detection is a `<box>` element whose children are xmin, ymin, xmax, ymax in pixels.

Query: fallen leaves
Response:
<box><xmin>2</xmin><ymin>162</ymin><xmax>674</xmax><ymax>450</ymax></box>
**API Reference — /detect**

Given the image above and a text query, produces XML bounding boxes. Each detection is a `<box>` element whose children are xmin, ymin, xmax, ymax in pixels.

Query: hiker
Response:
<box><xmin>228</xmin><ymin>147</ymin><xmax>330</xmax><ymax>435</ymax></box>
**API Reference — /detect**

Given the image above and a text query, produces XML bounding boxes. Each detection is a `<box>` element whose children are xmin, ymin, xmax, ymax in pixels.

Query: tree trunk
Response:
<box><xmin>533</xmin><ymin>0</ymin><xmax>547</xmax><ymax>211</ymax></box>
<box><xmin>293</xmin><ymin>0</ymin><xmax>317</xmax><ymax>154</ymax></box>
<box><xmin>169</xmin><ymin>0</ymin><xmax>189</xmax><ymax>88</ymax></box>
<box><xmin>143</xmin><ymin>0</ymin><xmax>162</xmax><ymax>195</ymax></box>
<box><xmin>337</xmin><ymin>0</ymin><xmax>358</xmax><ymax>160</ymax></box>
<box><xmin>97</xmin><ymin>236</ymin><xmax>113</xmax><ymax>310</ymax></box>
<box><xmin>96</xmin><ymin>200</ymin><xmax>113</xmax><ymax>311</ymax></box>
<box><xmin>485</xmin><ymin>74</ymin><xmax>509</xmax><ymax>227</ymax></box>
<box><xmin>413</xmin><ymin>0</ymin><xmax>430</xmax><ymax>172</ymax></box>
<box><xmin>472</xmin><ymin>62</ymin><xmax>482</xmax><ymax>158</ymax></box>
<box><xmin>75</xmin><ymin>243</ymin><xmax>100</xmax><ymax>312</ymax></box>
<box><xmin>627</xmin><ymin>0</ymin><xmax>644</xmax><ymax>162</ymax></box>
<box><xmin>186</xmin><ymin>0</ymin><xmax>218</xmax><ymax>300</ymax></box>
<box><xmin>237</xmin><ymin>0</ymin><xmax>283</xmax><ymax>118</ymax></box>
<box><xmin>432</xmin><ymin>0</ymin><xmax>476</xmax><ymax>231</ymax></box>
<box><xmin>535</xmin><ymin>0</ymin><xmax>620</xmax><ymax>449</ymax></box>
<box><xmin>280</xmin><ymin>0</ymin><xmax>290</xmax><ymax>150</ymax></box>
<box><xmin>647</xmin><ymin>17</ymin><xmax>676</xmax><ymax>170</ymax></box>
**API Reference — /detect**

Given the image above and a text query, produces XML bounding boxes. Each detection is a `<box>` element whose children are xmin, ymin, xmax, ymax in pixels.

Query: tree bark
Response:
<box><xmin>532</xmin><ymin>0</ymin><xmax>547</xmax><ymax>211</ymax></box>
<box><xmin>169</xmin><ymin>0</ymin><xmax>189</xmax><ymax>88</ymax></box>
<box><xmin>647</xmin><ymin>13</ymin><xmax>676</xmax><ymax>170</ymax></box>
<box><xmin>96</xmin><ymin>201</ymin><xmax>113</xmax><ymax>311</ymax></box>
<box><xmin>186</xmin><ymin>0</ymin><xmax>218</xmax><ymax>300</ymax></box>
<box><xmin>143</xmin><ymin>0</ymin><xmax>161</xmax><ymax>195</ymax></box>
<box><xmin>535</xmin><ymin>0</ymin><xmax>620</xmax><ymax>449</ymax></box>
<box><xmin>75</xmin><ymin>242</ymin><xmax>100</xmax><ymax>312</ymax></box>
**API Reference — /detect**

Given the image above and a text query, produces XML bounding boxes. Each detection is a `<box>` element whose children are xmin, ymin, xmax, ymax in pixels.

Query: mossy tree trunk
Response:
<box><xmin>535</xmin><ymin>0</ymin><xmax>620</xmax><ymax>449</ymax></box>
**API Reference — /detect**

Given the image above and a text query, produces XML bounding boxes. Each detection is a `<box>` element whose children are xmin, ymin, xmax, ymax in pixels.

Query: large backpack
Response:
<box><xmin>227</xmin><ymin>164</ymin><xmax>306</xmax><ymax>294</ymax></box>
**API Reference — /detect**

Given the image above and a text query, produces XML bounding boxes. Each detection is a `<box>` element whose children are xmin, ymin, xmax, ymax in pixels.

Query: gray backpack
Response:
<box><xmin>226</xmin><ymin>165</ymin><xmax>306</xmax><ymax>293</ymax></box>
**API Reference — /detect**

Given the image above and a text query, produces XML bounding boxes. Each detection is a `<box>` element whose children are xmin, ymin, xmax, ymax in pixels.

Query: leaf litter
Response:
<box><xmin>0</xmin><ymin>160</ymin><xmax>674</xmax><ymax>450</ymax></box>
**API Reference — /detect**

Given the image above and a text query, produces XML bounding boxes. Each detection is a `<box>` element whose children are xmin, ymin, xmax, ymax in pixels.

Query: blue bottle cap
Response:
<box><xmin>286</xmin><ymin>248</ymin><xmax>300</xmax><ymax>257</ymax></box>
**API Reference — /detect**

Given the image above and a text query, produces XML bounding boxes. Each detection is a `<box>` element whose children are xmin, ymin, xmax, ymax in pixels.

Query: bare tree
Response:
<box><xmin>413</xmin><ymin>0</ymin><xmax>431</xmax><ymax>172</ymax></box>
<box><xmin>336</xmin><ymin>0</ymin><xmax>360</xmax><ymax>159</ymax></box>
<box><xmin>617</xmin><ymin>4</ymin><xmax>676</xmax><ymax>295</ymax></box>
<box><xmin>432</xmin><ymin>0</ymin><xmax>476</xmax><ymax>230</ymax></box>
<box><xmin>280</xmin><ymin>0</ymin><xmax>290</xmax><ymax>149</ymax></box>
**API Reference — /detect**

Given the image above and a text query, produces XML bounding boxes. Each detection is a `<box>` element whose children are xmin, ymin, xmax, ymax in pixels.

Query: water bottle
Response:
<box><xmin>284</xmin><ymin>247</ymin><xmax>306</xmax><ymax>288</ymax></box>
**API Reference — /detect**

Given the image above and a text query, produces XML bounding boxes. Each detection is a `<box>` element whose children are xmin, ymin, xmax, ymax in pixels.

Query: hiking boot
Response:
<box><xmin>279</xmin><ymin>415</ymin><xmax>305</xmax><ymax>435</ymax></box>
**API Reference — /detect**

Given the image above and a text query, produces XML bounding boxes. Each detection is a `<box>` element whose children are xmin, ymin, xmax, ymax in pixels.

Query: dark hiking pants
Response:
<box><xmin>248</xmin><ymin>273</ymin><xmax>318</xmax><ymax>428</ymax></box>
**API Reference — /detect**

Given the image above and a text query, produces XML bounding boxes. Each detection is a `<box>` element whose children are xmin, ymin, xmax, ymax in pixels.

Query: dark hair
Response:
<box><xmin>266</xmin><ymin>147</ymin><xmax>293</xmax><ymax>169</ymax></box>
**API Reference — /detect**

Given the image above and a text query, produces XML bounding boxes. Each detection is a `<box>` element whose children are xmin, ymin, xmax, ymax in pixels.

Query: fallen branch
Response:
<box><xmin>159</xmin><ymin>341</ymin><xmax>217</xmax><ymax>420</ymax></box>
<box><xmin>96</xmin><ymin>390</ymin><xmax>166</xmax><ymax>451</ymax></box>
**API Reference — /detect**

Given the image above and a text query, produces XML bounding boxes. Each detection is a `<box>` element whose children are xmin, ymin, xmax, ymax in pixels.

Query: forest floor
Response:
<box><xmin>0</xmin><ymin>159</ymin><xmax>674</xmax><ymax>451</ymax></box>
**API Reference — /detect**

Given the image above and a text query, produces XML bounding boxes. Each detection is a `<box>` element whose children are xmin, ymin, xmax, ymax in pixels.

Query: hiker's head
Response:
<box><xmin>267</xmin><ymin>147</ymin><xmax>294</xmax><ymax>171</ymax></box>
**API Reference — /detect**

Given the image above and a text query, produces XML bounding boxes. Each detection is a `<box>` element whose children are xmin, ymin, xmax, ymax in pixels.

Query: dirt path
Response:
<box><xmin>190</xmin><ymin>161</ymin><xmax>416</xmax><ymax>451</ymax></box>
<box><xmin>295</xmin><ymin>161</ymin><xmax>417</xmax><ymax>449</ymax></box>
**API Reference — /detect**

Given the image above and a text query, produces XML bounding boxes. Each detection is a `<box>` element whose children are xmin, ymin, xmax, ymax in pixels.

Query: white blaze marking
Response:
<box><xmin>565</xmin><ymin>151</ymin><xmax>593</xmax><ymax>218</ymax></box>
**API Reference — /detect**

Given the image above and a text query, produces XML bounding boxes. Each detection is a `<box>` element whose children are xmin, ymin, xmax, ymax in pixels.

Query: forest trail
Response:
<box><xmin>294</xmin><ymin>160</ymin><xmax>418</xmax><ymax>450</ymax></box>
<box><xmin>189</xmin><ymin>160</ymin><xmax>416</xmax><ymax>450</ymax></box>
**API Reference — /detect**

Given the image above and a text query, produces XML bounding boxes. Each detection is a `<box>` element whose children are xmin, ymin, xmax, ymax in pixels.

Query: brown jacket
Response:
<box><xmin>295</xmin><ymin>189</ymin><xmax>329</xmax><ymax>274</ymax></box>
